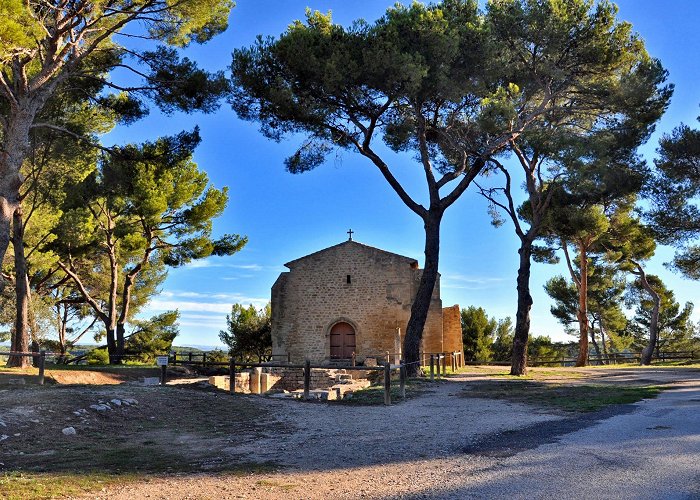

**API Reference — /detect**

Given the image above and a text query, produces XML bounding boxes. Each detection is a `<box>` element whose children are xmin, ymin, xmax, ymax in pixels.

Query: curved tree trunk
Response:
<box><xmin>404</xmin><ymin>210</ymin><xmax>442</xmax><ymax>377</ymax></box>
<box><xmin>636</xmin><ymin>265</ymin><xmax>660</xmax><ymax>366</ymax></box>
<box><xmin>7</xmin><ymin>207</ymin><xmax>30</xmax><ymax>368</ymax></box>
<box><xmin>511</xmin><ymin>239</ymin><xmax>533</xmax><ymax>376</ymax></box>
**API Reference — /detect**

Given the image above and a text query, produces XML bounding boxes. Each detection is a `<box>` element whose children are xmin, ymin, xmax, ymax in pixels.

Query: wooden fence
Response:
<box><xmin>0</xmin><ymin>351</ymin><xmax>49</xmax><ymax>384</ymax></box>
<box><xmin>229</xmin><ymin>359</ymin><xmax>407</xmax><ymax>405</ymax></box>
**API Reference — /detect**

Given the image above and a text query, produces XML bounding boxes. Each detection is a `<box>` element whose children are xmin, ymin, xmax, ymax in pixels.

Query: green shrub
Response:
<box><xmin>87</xmin><ymin>348</ymin><xmax>109</xmax><ymax>365</ymax></box>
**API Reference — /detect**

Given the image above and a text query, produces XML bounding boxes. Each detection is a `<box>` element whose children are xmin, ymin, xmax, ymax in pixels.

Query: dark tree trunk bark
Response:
<box><xmin>575</xmin><ymin>244</ymin><xmax>589</xmax><ymax>367</ymax></box>
<box><xmin>7</xmin><ymin>207</ymin><xmax>30</xmax><ymax>368</ymax></box>
<box><xmin>404</xmin><ymin>210</ymin><xmax>442</xmax><ymax>377</ymax></box>
<box><xmin>590</xmin><ymin>329</ymin><xmax>601</xmax><ymax>364</ymax></box>
<box><xmin>599</xmin><ymin>317</ymin><xmax>609</xmax><ymax>365</ymax></box>
<box><xmin>511</xmin><ymin>240</ymin><xmax>533</xmax><ymax>376</ymax></box>
<box><xmin>634</xmin><ymin>262</ymin><xmax>660</xmax><ymax>366</ymax></box>
<box><xmin>116</xmin><ymin>322</ymin><xmax>126</xmax><ymax>363</ymax></box>
<box><xmin>106</xmin><ymin>326</ymin><xmax>117</xmax><ymax>364</ymax></box>
<box><xmin>0</xmin><ymin>198</ymin><xmax>14</xmax><ymax>294</ymax></box>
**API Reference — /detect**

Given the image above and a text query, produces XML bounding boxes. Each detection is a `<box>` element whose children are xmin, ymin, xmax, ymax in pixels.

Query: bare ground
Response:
<box><xmin>1</xmin><ymin>366</ymin><xmax>698</xmax><ymax>499</ymax></box>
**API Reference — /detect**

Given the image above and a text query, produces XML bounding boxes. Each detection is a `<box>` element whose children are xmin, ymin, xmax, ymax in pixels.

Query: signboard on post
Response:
<box><xmin>156</xmin><ymin>356</ymin><xmax>169</xmax><ymax>366</ymax></box>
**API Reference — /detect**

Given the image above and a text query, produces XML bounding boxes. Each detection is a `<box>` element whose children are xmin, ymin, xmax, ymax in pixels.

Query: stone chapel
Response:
<box><xmin>270</xmin><ymin>239</ymin><xmax>464</xmax><ymax>364</ymax></box>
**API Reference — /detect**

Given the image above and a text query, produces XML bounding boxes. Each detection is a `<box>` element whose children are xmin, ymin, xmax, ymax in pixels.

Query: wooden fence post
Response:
<box><xmin>38</xmin><ymin>350</ymin><xmax>45</xmax><ymax>385</ymax></box>
<box><xmin>172</xmin><ymin>351</ymin><xmax>177</xmax><ymax>366</ymax></box>
<box><xmin>399</xmin><ymin>359</ymin><xmax>406</xmax><ymax>400</ymax></box>
<box><xmin>303</xmin><ymin>359</ymin><xmax>311</xmax><ymax>399</ymax></box>
<box><xmin>442</xmin><ymin>353</ymin><xmax>447</xmax><ymax>376</ymax></box>
<box><xmin>202</xmin><ymin>352</ymin><xmax>207</xmax><ymax>368</ymax></box>
<box><xmin>229</xmin><ymin>358</ymin><xmax>236</xmax><ymax>394</ymax></box>
<box><xmin>430</xmin><ymin>354</ymin><xmax>434</xmax><ymax>382</ymax></box>
<box><xmin>188</xmin><ymin>352</ymin><xmax>193</xmax><ymax>363</ymax></box>
<box><xmin>384</xmin><ymin>363</ymin><xmax>391</xmax><ymax>406</ymax></box>
<box><xmin>160</xmin><ymin>364</ymin><xmax>167</xmax><ymax>386</ymax></box>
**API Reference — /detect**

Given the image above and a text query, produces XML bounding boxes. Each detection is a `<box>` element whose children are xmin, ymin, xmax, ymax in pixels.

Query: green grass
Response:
<box><xmin>586</xmin><ymin>360</ymin><xmax>700</xmax><ymax>369</ymax></box>
<box><xmin>0</xmin><ymin>472</ymin><xmax>134</xmax><ymax>500</ymax></box>
<box><xmin>0</xmin><ymin>463</ymin><xmax>280</xmax><ymax>500</ymax></box>
<box><xmin>463</xmin><ymin>380</ymin><xmax>664</xmax><ymax>412</ymax></box>
<box><xmin>332</xmin><ymin>379</ymin><xmax>428</xmax><ymax>405</ymax></box>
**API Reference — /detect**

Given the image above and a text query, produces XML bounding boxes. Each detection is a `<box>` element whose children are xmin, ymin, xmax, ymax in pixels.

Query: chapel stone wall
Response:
<box><xmin>441</xmin><ymin>304</ymin><xmax>465</xmax><ymax>364</ymax></box>
<box><xmin>270</xmin><ymin>242</ymin><xmax>444</xmax><ymax>364</ymax></box>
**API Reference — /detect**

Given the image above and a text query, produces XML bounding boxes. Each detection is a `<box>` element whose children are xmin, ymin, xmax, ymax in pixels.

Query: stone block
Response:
<box><xmin>234</xmin><ymin>372</ymin><xmax>250</xmax><ymax>393</ymax></box>
<box><xmin>249</xmin><ymin>367</ymin><xmax>262</xmax><ymax>394</ymax></box>
<box><xmin>209</xmin><ymin>375</ymin><xmax>228</xmax><ymax>390</ymax></box>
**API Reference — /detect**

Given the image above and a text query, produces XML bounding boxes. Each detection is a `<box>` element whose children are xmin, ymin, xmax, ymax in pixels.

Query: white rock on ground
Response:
<box><xmin>89</xmin><ymin>404</ymin><xmax>112</xmax><ymax>411</ymax></box>
<box><xmin>62</xmin><ymin>427</ymin><xmax>76</xmax><ymax>436</ymax></box>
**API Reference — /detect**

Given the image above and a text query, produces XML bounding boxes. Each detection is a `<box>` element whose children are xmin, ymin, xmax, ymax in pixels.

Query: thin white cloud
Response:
<box><xmin>146</xmin><ymin>296</ymin><xmax>269</xmax><ymax>314</ymax></box>
<box><xmin>147</xmin><ymin>299</ymin><xmax>232</xmax><ymax>313</ymax></box>
<box><xmin>444</xmin><ymin>274</ymin><xmax>506</xmax><ymax>285</ymax></box>
<box><xmin>182</xmin><ymin>258</ymin><xmax>265</xmax><ymax>271</ymax></box>
<box><xmin>158</xmin><ymin>290</ymin><xmax>268</xmax><ymax>302</ymax></box>
<box><xmin>442</xmin><ymin>274</ymin><xmax>507</xmax><ymax>291</ymax></box>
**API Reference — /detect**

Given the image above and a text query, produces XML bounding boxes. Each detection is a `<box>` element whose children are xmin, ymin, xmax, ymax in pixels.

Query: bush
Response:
<box><xmin>87</xmin><ymin>348</ymin><xmax>109</xmax><ymax>365</ymax></box>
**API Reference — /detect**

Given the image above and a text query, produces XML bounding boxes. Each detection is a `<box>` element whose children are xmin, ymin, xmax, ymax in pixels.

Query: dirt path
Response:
<box><xmin>98</xmin><ymin>368</ymin><xmax>700</xmax><ymax>499</ymax></box>
<box><xmin>3</xmin><ymin>366</ymin><xmax>698</xmax><ymax>498</ymax></box>
<box><xmin>101</xmin><ymin>379</ymin><xmax>562</xmax><ymax>499</ymax></box>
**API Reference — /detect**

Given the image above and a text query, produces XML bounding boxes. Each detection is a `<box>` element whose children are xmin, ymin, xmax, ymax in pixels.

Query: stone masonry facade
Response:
<box><xmin>270</xmin><ymin>240</ymin><xmax>464</xmax><ymax>364</ymax></box>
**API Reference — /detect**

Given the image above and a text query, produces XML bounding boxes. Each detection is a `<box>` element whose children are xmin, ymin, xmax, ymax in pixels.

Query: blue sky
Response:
<box><xmin>106</xmin><ymin>0</ymin><xmax>699</xmax><ymax>348</ymax></box>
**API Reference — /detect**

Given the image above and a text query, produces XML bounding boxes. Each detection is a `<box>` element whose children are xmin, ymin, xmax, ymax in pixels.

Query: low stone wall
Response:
<box><xmin>208</xmin><ymin>367</ymin><xmax>372</xmax><ymax>394</ymax></box>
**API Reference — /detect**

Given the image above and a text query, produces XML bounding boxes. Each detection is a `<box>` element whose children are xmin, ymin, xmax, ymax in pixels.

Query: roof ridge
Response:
<box><xmin>284</xmin><ymin>240</ymin><xmax>419</xmax><ymax>268</ymax></box>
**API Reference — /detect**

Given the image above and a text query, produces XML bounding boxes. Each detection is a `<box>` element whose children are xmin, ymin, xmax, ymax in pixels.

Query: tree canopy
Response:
<box><xmin>649</xmin><ymin>120</ymin><xmax>700</xmax><ymax>279</ymax></box>
<box><xmin>52</xmin><ymin>130</ymin><xmax>246</xmax><ymax>362</ymax></box>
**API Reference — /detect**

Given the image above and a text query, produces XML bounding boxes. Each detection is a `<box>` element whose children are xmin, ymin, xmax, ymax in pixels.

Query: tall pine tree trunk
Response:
<box><xmin>7</xmin><ymin>207</ymin><xmax>30</xmax><ymax>368</ymax></box>
<box><xmin>590</xmin><ymin>328</ymin><xmax>602</xmax><ymax>364</ymax></box>
<box><xmin>599</xmin><ymin>317</ymin><xmax>609</xmax><ymax>365</ymax></box>
<box><xmin>116</xmin><ymin>323</ymin><xmax>126</xmax><ymax>363</ymax></box>
<box><xmin>575</xmin><ymin>243</ymin><xmax>589</xmax><ymax>367</ymax></box>
<box><xmin>404</xmin><ymin>210</ymin><xmax>442</xmax><ymax>377</ymax></box>
<box><xmin>106</xmin><ymin>326</ymin><xmax>118</xmax><ymax>364</ymax></box>
<box><xmin>511</xmin><ymin>239</ymin><xmax>533</xmax><ymax>375</ymax></box>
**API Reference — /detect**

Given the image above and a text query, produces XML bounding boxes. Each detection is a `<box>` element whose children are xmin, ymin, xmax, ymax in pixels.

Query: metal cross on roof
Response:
<box><xmin>347</xmin><ymin>228</ymin><xmax>354</xmax><ymax>241</ymax></box>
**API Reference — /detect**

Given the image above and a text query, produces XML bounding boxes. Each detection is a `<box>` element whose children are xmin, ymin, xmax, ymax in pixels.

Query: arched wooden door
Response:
<box><xmin>330</xmin><ymin>322</ymin><xmax>356</xmax><ymax>359</ymax></box>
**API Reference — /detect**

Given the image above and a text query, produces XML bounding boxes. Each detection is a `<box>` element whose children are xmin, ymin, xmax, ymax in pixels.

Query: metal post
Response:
<box><xmin>430</xmin><ymin>354</ymin><xmax>435</xmax><ymax>382</ymax></box>
<box><xmin>399</xmin><ymin>359</ymin><xmax>406</xmax><ymax>400</ymax></box>
<box><xmin>160</xmin><ymin>364</ymin><xmax>167</xmax><ymax>386</ymax></box>
<box><xmin>38</xmin><ymin>350</ymin><xmax>45</xmax><ymax>385</ymax></box>
<box><xmin>303</xmin><ymin>359</ymin><xmax>311</xmax><ymax>399</ymax></box>
<box><xmin>384</xmin><ymin>363</ymin><xmax>391</xmax><ymax>406</ymax></box>
<box><xmin>229</xmin><ymin>358</ymin><xmax>236</xmax><ymax>394</ymax></box>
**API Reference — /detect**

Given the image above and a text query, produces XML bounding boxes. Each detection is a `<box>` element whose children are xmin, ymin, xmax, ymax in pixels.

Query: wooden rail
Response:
<box><xmin>0</xmin><ymin>351</ymin><xmax>47</xmax><ymax>384</ymax></box>
<box><xmin>228</xmin><ymin>359</ymin><xmax>404</xmax><ymax>405</ymax></box>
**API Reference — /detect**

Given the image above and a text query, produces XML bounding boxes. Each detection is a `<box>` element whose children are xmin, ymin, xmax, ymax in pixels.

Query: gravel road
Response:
<box><xmin>100</xmin><ymin>368</ymin><xmax>700</xmax><ymax>499</ymax></box>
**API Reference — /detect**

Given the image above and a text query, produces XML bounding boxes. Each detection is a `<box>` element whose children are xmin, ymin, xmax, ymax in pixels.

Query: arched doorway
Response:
<box><xmin>330</xmin><ymin>322</ymin><xmax>356</xmax><ymax>360</ymax></box>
